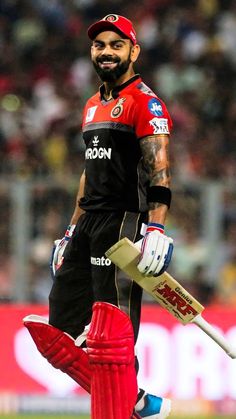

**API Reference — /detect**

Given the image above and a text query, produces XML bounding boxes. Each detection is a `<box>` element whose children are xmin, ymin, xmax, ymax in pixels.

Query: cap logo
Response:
<box><xmin>103</xmin><ymin>14</ymin><xmax>119</xmax><ymax>22</ymax></box>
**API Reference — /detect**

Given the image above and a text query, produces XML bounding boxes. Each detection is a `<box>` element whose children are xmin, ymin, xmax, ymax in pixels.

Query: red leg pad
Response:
<box><xmin>23</xmin><ymin>315</ymin><xmax>91</xmax><ymax>393</ymax></box>
<box><xmin>87</xmin><ymin>302</ymin><xmax>138</xmax><ymax>419</ymax></box>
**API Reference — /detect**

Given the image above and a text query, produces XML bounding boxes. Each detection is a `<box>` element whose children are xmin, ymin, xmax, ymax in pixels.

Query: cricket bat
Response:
<box><xmin>106</xmin><ymin>237</ymin><xmax>236</xmax><ymax>359</ymax></box>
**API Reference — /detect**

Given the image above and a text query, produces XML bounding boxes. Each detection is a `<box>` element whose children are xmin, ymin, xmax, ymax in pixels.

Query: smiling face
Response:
<box><xmin>91</xmin><ymin>30</ymin><xmax>140</xmax><ymax>84</ymax></box>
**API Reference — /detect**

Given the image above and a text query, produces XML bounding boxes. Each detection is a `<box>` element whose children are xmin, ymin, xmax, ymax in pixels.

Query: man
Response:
<box><xmin>24</xmin><ymin>14</ymin><xmax>173</xmax><ymax>419</ymax></box>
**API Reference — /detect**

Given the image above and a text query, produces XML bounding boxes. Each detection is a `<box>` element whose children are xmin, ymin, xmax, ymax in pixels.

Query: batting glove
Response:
<box><xmin>137</xmin><ymin>223</ymin><xmax>173</xmax><ymax>277</ymax></box>
<box><xmin>50</xmin><ymin>224</ymin><xmax>76</xmax><ymax>277</ymax></box>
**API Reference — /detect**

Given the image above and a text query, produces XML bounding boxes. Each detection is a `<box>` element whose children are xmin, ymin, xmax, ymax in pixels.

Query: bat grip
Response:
<box><xmin>192</xmin><ymin>314</ymin><xmax>236</xmax><ymax>359</ymax></box>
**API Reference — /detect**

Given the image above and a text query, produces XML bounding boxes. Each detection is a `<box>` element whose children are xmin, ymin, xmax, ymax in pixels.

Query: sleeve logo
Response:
<box><xmin>148</xmin><ymin>98</ymin><xmax>163</xmax><ymax>116</ymax></box>
<box><xmin>149</xmin><ymin>117</ymin><xmax>170</xmax><ymax>134</ymax></box>
<box><xmin>85</xmin><ymin>105</ymin><xmax>98</xmax><ymax>123</ymax></box>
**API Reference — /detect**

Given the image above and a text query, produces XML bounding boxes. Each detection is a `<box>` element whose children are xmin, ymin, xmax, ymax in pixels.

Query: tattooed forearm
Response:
<box><xmin>140</xmin><ymin>135</ymin><xmax>171</xmax><ymax>187</ymax></box>
<box><xmin>148</xmin><ymin>201</ymin><xmax>165</xmax><ymax>210</ymax></box>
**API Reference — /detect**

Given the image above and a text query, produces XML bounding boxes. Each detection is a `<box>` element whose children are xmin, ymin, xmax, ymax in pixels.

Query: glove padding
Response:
<box><xmin>137</xmin><ymin>223</ymin><xmax>173</xmax><ymax>277</ymax></box>
<box><xmin>50</xmin><ymin>224</ymin><xmax>76</xmax><ymax>277</ymax></box>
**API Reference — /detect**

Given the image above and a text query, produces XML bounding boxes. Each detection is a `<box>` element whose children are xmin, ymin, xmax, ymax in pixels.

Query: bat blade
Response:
<box><xmin>106</xmin><ymin>237</ymin><xmax>236</xmax><ymax>359</ymax></box>
<box><xmin>106</xmin><ymin>237</ymin><xmax>204</xmax><ymax>324</ymax></box>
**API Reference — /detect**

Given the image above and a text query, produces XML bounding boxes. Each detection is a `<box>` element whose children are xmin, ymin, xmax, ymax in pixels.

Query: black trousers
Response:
<box><xmin>49</xmin><ymin>210</ymin><xmax>148</xmax><ymax>341</ymax></box>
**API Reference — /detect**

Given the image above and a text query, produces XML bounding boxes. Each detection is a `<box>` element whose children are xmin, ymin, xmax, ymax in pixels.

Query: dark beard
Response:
<box><xmin>93</xmin><ymin>53</ymin><xmax>132</xmax><ymax>82</ymax></box>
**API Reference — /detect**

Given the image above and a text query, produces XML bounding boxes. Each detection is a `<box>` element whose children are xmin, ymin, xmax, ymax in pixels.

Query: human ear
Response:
<box><xmin>131</xmin><ymin>44</ymin><xmax>140</xmax><ymax>63</ymax></box>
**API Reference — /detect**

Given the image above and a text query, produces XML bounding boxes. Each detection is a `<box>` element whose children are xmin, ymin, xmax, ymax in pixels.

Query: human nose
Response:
<box><xmin>101</xmin><ymin>44</ymin><xmax>113</xmax><ymax>55</ymax></box>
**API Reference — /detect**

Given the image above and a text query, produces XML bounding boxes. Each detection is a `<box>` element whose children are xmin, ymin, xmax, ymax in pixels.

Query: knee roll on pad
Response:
<box><xmin>23</xmin><ymin>315</ymin><xmax>91</xmax><ymax>393</ymax></box>
<box><xmin>87</xmin><ymin>302</ymin><xmax>138</xmax><ymax>419</ymax></box>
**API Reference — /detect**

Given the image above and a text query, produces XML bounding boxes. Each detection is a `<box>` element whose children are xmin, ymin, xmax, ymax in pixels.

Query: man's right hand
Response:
<box><xmin>50</xmin><ymin>224</ymin><xmax>76</xmax><ymax>277</ymax></box>
<box><xmin>136</xmin><ymin>223</ymin><xmax>173</xmax><ymax>277</ymax></box>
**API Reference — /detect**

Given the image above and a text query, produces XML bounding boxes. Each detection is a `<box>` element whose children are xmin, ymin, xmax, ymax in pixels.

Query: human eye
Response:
<box><xmin>93</xmin><ymin>41</ymin><xmax>104</xmax><ymax>50</ymax></box>
<box><xmin>112</xmin><ymin>41</ymin><xmax>125</xmax><ymax>49</ymax></box>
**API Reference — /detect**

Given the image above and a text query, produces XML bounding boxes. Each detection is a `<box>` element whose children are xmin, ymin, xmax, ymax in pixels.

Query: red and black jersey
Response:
<box><xmin>80</xmin><ymin>74</ymin><xmax>173</xmax><ymax>212</ymax></box>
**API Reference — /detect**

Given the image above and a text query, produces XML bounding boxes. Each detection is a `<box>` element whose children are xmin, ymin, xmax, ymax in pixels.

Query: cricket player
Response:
<box><xmin>24</xmin><ymin>14</ymin><xmax>173</xmax><ymax>419</ymax></box>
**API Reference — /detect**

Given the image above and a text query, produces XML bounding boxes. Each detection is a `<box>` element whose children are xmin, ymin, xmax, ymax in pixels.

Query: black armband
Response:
<box><xmin>147</xmin><ymin>186</ymin><xmax>172</xmax><ymax>208</ymax></box>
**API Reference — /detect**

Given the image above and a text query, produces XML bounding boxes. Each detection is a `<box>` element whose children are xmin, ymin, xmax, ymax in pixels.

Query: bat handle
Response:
<box><xmin>192</xmin><ymin>314</ymin><xmax>236</xmax><ymax>359</ymax></box>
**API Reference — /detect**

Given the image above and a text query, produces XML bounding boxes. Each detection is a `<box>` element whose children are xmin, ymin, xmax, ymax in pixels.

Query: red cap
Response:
<box><xmin>88</xmin><ymin>14</ymin><xmax>137</xmax><ymax>45</ymax></box>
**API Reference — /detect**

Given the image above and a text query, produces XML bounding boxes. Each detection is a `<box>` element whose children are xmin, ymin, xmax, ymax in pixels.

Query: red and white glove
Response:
<box><xmin>50</xmin><ymin>224</ymin><xmax>76</xmax><ymax>276</ymax></box>
<box><xmin>137</xmin><ymin>223</ymin><xmax>173</xmax><ymax>277</ymax></box>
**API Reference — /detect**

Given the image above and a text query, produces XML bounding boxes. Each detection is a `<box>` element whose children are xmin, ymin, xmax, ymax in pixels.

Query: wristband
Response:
<box><xmin>65</xmin><ymin>224</ymin><xmax>76</xmax><ymax>240</ymax></box>
<box><xmin>147</xmin><ymin>186</ymin><xmax>172</xmax><ymax>208</ymax></box>
<box><xmin>146</xmin><ymin>222</ymin><xmax>164</xmax><ymax>234</ymax></box>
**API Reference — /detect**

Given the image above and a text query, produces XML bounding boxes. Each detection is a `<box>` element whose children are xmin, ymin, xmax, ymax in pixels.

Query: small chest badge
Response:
<box><xmin>111</xmin><ymin>98</ymin><xmax>126</xmax><ymax>118</ymax></box>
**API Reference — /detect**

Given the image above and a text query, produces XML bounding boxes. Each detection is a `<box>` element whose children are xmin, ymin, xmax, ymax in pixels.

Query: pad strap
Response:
<box><xmin>87</xmin><ymin>302</ymin><xmax>138</xmax><ymax>419</ymax></box>
<box><xmin>23</xmin><ymin>315</ymin><xmax>91</xmax><ymax>393</ymax></box>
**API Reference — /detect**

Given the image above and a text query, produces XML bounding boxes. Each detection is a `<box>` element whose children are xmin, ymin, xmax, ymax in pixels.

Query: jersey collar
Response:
<box><xmin>99</xmin><ymin>74</ymin><xmax>141</xmax><ymax>100</ymax></box>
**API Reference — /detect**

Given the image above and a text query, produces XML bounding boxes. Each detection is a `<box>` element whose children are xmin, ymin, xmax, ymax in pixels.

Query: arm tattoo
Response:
<box><xmin>140</xmin><ymin>135</ymin><xmax>171</xmax><ymax>188</ymax></box>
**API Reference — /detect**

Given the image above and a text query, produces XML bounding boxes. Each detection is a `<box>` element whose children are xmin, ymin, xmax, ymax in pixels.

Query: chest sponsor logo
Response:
<box><xmin>149</xmin><ymin>117</ymin><xmax>169</xmax><ymax>135</ymax></box>
<box><xmin>148</xmin><ymin>98</ymin><xmax>163</xmax><ymax>116</ymax></box>
<box><xmin>85</xmin><ymin>105</ymin><xmax>98</xmax><ymax>123</ymax></box>
<box><xmin>91</xmin><ymin>256</ymin><xmax>111</xmax><ymax>266</ymax></box>
<box><xmin>111</xmin><ymin>97</ymin><xmax>126</xmax><ymax>118</ymax></box>
<box><xmin>85</xmin><ymin>136</ymin><xmax>112</xmax><ymax>160</ymax></box>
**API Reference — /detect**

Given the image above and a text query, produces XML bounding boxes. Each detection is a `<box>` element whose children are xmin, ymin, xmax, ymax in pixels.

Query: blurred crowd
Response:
<box><xmin>0</xmin><ymin>0</ymin><xmax>236</xmax><ymax>305</ymax></box>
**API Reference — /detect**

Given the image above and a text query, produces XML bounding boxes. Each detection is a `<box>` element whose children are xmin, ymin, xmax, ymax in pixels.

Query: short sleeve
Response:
<box><xmin>133</xmin><ymin>95</ymin><xmax>173</xmax><ymax>139</ymax></box>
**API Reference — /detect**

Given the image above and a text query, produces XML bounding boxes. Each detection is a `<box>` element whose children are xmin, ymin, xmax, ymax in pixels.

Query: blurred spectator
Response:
<box><xmin>218</xmin><ymin>248</ymin><xmax>236</xmax><ymax>305</ymax></box>
<box><xmin>170</xmin><ymin>223</ymin><xmax>211</xmax><ymax>283</ymax></box>
<box><xmin>43</xmin><ymin>119</ymin><xmax>68</xmax><ymax>176</ymax></box>
<box><xmin>189</xmin><ymin>264</ymin><xmax>216</xmax><ymax>306</ymax></box>
<box><xmin>28</xmin><ymin>208</ymin><xmax>63</xmax><ymax>302</ymax></box>
<box><xmin>154</xmin><ymin>41</ymin><xmax>207</xmax><ymax>101</ymax></box>
<box><xmin>0</xmin><ymin>252</ymin><xmax>13</xmax><ymax>302</ymax></box>
<box><xmin>217</xmin><ymin>248</ymin><xmax>236</xmax><ymax>305</ymax></box>
<box><xmin>216</xmin><ymin>0</ymin><xmax>236</xmax><ymax>65</ymax></box>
